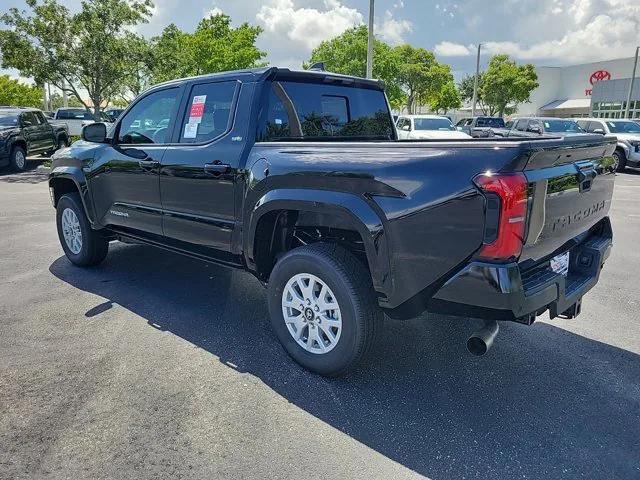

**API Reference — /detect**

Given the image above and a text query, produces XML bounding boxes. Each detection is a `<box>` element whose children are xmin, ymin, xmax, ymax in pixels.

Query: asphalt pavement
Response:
<box><xmin>0</xmin><ymin>162</ymin><xmax>639</xmax><ymax>480</ymax></box>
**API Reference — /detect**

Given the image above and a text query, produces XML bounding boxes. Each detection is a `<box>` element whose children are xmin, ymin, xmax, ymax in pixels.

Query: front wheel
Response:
<box><xmin>9</xmin><ymin>146</ymin><xmax>27</xmax><ymax>172</ymax></box>
<box><xmin>267</xmin><ymin>243</ymin><xmax>382</xmax><ymax>377</ymax></box>
<box><xmin>56</xmin><ymin>193</ymin><xmax>109</xmax><ymax>266</ymax></box>
<box><xmin>614</xmin><ymin>149</ymin><xmax>627</xmax><ymax>172</ymax></box>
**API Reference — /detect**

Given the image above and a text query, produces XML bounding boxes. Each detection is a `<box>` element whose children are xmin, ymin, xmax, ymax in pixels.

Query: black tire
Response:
<box><xmin>56</xmin><ymin>193</ymin><xmax>109</xmax><ymax>267</ymax></box>
<box><xmin>57</xmin><ymin>136</ymin><xmax>68</xmax><ymax>151</ymax></box>
<box><xmin>267</xmin><ymin>243</ymin><xmax>382</xmax><ymax>377</ymax></box>
<box><xmin>9</xmin><ymin>145</ymin><xmax>27</xmax><ymax>172</ymax></box>
<box><xmin>614</xmin><ymin>149</ymin><xmax>627</xmax><ymax>172</ymax></box>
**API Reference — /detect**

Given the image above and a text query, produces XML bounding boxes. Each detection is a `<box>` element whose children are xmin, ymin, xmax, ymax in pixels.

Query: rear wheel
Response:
<box><xmin>614</xmin><ymin>149</ymin><xmax>627</xmax><ymax>172</ymax></box>
<box><xmin>56</xmin><ymin>193</ymin><xmax>109</xmax><ymax>266</ymax></box>
<box><xmin>9</xmin><ymin>146</ymin><xmax>27</xmax><ymax>172</ymax></box>
<box><xmin>267</xmin><ymin>243</ymin><xmax>382</xmax><ymax>377</ymax></box>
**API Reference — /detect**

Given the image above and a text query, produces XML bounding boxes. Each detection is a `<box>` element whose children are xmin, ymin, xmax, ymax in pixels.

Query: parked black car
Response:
<box><xmin>49</xmin><ymin>68</ymin><xmax>616</xmax><ymax>376</ymax></box>
<box><xmin>0</xmin><ymin>107</ymin><xmax>69</xmax><ymax>171</ymax></box>
<box><xmin>455</xmin><ymin>116</ymin><xmax>509</xmax><ymax>137</ymax></box>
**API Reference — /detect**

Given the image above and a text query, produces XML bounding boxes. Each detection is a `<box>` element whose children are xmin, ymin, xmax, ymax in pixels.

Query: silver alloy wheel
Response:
<box><xmin>282</xmin><ymin>273</ymin><xmax>342</xmax><ymax>354</ymax></box>
<box><xmin>14</xmin><ymin>149</ymin><xmax>25</xmax><ymax>169</ymax></box>
<box><xmin>61</xmin><ymin>207</ymin><xmax>83</xmax><ymax>254</ymax></box>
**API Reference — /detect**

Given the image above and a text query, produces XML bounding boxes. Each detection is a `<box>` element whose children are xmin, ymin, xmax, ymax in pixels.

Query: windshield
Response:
<box><xmin>543</xmin><ymin>120</ymin><xmax>584</xmax><ymax>133</ymax></box>
<box><xmin>606</xmin><ymin>121</ymin><xmax>640</xmax><ymax>133</ymax></box>
<box><xmin>0</xmin><ymin>114</ymin><xmax>19</xmax><ymax>127</ymax></box>
<box><xmin>413</xmin><ymin>118</ymin><xmax>455</xmax><ymax>131</ymax></box>
<box><xmin>476</xmin><ymin>117</ymin><xmax>505</xmax><ymax>128</ymax></box>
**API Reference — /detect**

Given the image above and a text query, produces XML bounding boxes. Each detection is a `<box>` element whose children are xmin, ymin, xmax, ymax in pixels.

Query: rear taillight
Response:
<box><xmin>474</xmin><ymin>172</ymin><xmax>528</xmax><ymax>261</ymax></box>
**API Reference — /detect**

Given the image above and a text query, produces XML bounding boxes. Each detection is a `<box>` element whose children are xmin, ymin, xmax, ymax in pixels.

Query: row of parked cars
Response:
<box><xmin>394</xmin><ymin>114</ymin><xmax>640</xmax><ymax>172</ymax></box>
<box><xmin>0</xmin><ymin>106</ymin><xmax>126</xmax><ymax>172</ymax></box>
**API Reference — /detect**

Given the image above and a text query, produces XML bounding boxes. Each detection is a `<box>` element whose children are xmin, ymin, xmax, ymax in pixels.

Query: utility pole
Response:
<box><xmin>42</xmin><ymin>83</ymin><xmax>48</xmax><ymax>111</ymax></box>
<box><xmin>471</xmin><ymin>43</ymin><xmax>482</xmax><ymax>117</ymax></box>
<box><xmin>624</xmin><ymin>46</ymin><xmax>639</xmax><ymax>119</ymax></box>
<box><xmin>62</xmin><ymin>79</ymin><xmax>69</xmax><ymax>108</ymax></box>
<box><xmin>366</xmin><ymin>0</ymin><xmax>375</xmax><ymax>79</ymax></box>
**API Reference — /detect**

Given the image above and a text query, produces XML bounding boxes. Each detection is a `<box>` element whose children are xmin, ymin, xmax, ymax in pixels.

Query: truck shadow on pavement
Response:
<box><xmin>0</xmin><ymin>164</ymin><xmax>48</xmax><ymax>184</ymax></box>
<box><xmin>49</xmin><ymin>243</ymin><xmax>640</xmax><ymax>480</ymax></box>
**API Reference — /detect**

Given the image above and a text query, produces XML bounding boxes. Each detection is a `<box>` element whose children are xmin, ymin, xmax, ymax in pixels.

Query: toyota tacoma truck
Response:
<box><xmin>0</xmin><ymin>107</ymin><xmax>69</xmax><ymax>171</ymax></box>
<box><xmin>49</xmin><ymin>68</ymin><xmax>616</xmax><ymax>376</ymax></box>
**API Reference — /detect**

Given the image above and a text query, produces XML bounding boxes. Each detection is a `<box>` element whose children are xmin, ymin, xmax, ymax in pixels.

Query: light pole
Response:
<box><xmin>624</xmin><ymin>46</ymin><xmax>639</xmax><ymax>119</ymax></box>
<box><xmin>366</xmin><ymin>0</ymin><xmax>375</xmax><ymax>79</ymax></box>
<box><xmin>471</xmin><ymin>43</ymin><xmax>482</xmax><ymax>117</ymax></box>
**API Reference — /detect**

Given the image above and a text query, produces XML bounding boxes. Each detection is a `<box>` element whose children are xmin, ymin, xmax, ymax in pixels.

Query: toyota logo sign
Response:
<box><xmin>589</xmin><ymin>70</ymin><xmax>611</xmax><ymax>85</ymax></box>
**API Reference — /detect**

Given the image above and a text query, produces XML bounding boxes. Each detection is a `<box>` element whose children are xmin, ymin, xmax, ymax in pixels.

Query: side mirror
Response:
<box><xmin>592</xmin><ymin>128</ymin><xmax>605</xmax><ymax>134</ymax></box>
<box><xmin>529</xmin><ymin>126</ymin><xmax>542</xmax><ymax>134</ymax></box>
<box><xmin>402</xmin><ymin>125</ymin><xmax>411</xmax><ymax>131</ymax></box>
<box><xmin>82</xmin><ymin>122</ymin><xmax>107</xmax><ymax>143</ymax></box>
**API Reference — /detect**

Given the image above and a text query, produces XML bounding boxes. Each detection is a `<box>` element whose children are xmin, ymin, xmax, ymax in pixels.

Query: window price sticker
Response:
<box><xmin>189</xmin><ymin>95</ymin><xmax>207</xmax><ymax>124</ymax></box>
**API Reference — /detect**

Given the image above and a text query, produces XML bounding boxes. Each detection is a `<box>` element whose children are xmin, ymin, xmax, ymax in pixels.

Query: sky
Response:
<box><xmin>2</xmin><ymin>0</ymin><xmax>640</xmax><ymax>83</ymax></box>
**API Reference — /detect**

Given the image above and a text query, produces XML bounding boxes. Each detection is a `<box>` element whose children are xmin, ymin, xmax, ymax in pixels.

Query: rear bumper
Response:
<box><xmin>429</xmin><ymin>218</ymin><xmax>612</xmax><ymax>323</ymax></box>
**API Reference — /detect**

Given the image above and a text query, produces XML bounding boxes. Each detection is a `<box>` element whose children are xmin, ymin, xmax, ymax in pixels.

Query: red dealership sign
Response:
<box><xmin>586</xmin><ymin>70</ymin><xmax>612</xmax><ymax>95</ymax></box>
<box><xmin>589</xmin><ymin>70</ymin><xmax>611</xmax><ymax>85</ymax></box>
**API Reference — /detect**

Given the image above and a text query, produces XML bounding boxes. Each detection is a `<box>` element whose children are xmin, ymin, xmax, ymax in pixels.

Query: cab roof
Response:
<box><xmin>153</xmin><ymin>67</ymin><xmax>385</xmax><ymax>90</ymax></box>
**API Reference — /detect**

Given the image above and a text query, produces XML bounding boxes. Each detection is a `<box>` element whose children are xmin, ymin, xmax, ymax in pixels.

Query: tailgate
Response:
<box><xmin>519</xmin><ymin>136</ymin><xmax>616</xmax><ymax>263</ymax></box>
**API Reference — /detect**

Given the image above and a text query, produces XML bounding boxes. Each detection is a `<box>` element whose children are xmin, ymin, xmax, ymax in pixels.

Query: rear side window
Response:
<box><xmin>257</xmin><ymin>80</ymin><xmax>394</xmax><ymax>141</ymax></box>
<box><xmin>179</xmin><ymin>81</ymin><xmax>237</xmax><ymax>144</ymax></box>
<box><xmin>57</xmin><ymin>109</ymin><xmax>93</xmax><ymax>120</ymax></box>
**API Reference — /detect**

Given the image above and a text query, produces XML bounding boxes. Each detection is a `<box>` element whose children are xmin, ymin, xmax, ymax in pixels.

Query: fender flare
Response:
<box><xmin>245</xmin><ymin>188</ymin><xmax>392</xmax><ymax>296</ymax></box>
<box><xmin>49</xmin><ymin>167</ymin><xmax>97</xmax><ymax>226</ymax></box>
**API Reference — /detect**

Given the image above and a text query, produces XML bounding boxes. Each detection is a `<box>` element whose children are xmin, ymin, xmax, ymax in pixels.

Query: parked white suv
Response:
<box><xmin>396</xmin><ymin>115</ymin><xmax>472</xmax><ymax>140</ymax></box>
<box><xmin>53</xmin><ymin>108</ymin><xmax>113</xmax><ymax>136</ymax></box>
<box><xmin>576</xmin><ymin>118</ymin><xmax>640</xmax><ymax>172</ymax></box>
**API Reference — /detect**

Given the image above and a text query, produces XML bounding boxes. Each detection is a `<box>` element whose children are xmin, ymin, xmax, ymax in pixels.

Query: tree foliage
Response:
<box><xmin>150</xmin><ymin>14</ymin><xmax>266</xmax><ymax>84</ymax></box>
<box><xmin>0</xmin><ymin>0</ymin><xmax>154</xmax><ymax>118</ymax></box>
<box><xmin>458</xmin><ymin>73</ymin><xmax>487</xmax><ymax>114</ymax></box>
<box><xmin>480</xmin><ymin>54</ymin><xmax>538</xmax><ymax>116</ymax></box>
<box><xmin>0</xmin><ymin>74</ymin><xmax>42</xmax><ymax>107</ymax></box>
<box><xmin>429</xmin><ymin>80</ymin><xmax>461</xmax><ymax>114</ymax></box>
<box><xmin>395</xmin><ymin>45</ymin><xmax>453</xmax><ymax>114</ymax></box>
<box><xmin>306</xmin><ymin>26</ymin><xmax>406</xmax><ymax>109</ymax></box>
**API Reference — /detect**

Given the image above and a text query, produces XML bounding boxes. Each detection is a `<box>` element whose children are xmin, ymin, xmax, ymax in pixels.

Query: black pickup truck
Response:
<box><xmin>49</xmin><ymin>68</ymin><xmax>616</xmax><ymax>376</ymax></box>
<box><xmin>0</xmin><ymin>107</ymin><xmax>69</xmax><ymax>171</ymax></box>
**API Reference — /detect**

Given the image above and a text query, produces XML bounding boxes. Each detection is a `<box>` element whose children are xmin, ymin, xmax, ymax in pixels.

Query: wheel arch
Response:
<box><xmin>49</xmin><ymin>168</ymin><xmax>97</xmax><ymax>225</ymax></box>
<box><xmin>246</xmin><ymin>188</ymin><xmax>391</xmax><ymax>299</ymax></box>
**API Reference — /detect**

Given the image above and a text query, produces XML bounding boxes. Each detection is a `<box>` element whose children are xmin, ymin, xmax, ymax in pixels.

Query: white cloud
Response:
<box><xmin>256</xmin><ymin>0</ymin><xmax>363</xmax><ymax>51</ymax></box>
<box><xmin>434</xmin><ymin>41</ymin><xmax>472</xmax><ymax>57</ymax></box>
<box><xmin>453</xmin><ymin>0</ymin><xmax>640</xmax><ymax>64</ymax></box>
<box><xmin>205</xmin><ymin>6</ymin><xmax>224</xmax><ymax>17</ymax></box>
<box><xmin>377</xmin><ymin>10</ymin><xmax>412</xmax><ymax>45</ymax></box>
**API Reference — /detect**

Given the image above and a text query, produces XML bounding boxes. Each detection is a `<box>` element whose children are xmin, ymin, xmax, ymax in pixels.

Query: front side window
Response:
<box><xmin>21</xmin><ymin>112</ymin><xmax>37</xmax><ymax>126</ymax></box>
<box><xmin>414</xmin><ymin>118</ymin><xmax>455</xmax><ymax>131</ymax></box>
<box><xmin>515</xmin><ymin>119</ymin><xmax>528</xmax><ymax>131</ymax></box>
<box><xmin>257</xmin><ymin>80</ymin><xmax>394</xmax><ymax>141</ymax></box>
<box><xmin>118</xmin><ymin>88</ymin><xmax>180</xmax><ymax>144</ymax></box>
<box><xmin>179</xmin><ymin>81</ymin><xmax>237</xmax><ymax>143</ymax></box>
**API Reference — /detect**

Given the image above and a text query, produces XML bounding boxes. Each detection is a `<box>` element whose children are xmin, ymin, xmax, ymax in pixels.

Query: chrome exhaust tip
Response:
<box><xmin>467</xmin><ymin>321</ymin><xmax>499</xmax><ymax>356</ymax></box>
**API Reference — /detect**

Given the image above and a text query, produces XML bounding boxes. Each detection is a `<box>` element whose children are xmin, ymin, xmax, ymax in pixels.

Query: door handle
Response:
<box><xmin>204</xmin><ymin>163</ymin><xmax>230</xmax><ymax>175</ymax></box>
<box><xmin>138</xmin><ymin>159</ymin><xmax>159</xmax><ymax>169</ymax></box>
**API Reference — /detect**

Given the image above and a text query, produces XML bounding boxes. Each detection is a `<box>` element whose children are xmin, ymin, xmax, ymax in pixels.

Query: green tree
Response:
<box><xmin>0</xmin><ymin>75</ymin><xmax>42</xmax><ymax>107</ymax></box>
<box><xmin>149</xmin><ymin>14</ymin><xmax>266</xmax><ymax>84</ymax></box>
<box><xmin>306</xmin><ymin>25</ymin><xmax>406</xmax><ymax>109</ymax></box>
<box><xmin>0</xmin><ymin>0</ymin><xmax>154</xmax><ymax>119</ymax></box>
<box><xmin>458</xmin><ymin>73</ymin><xmax>487</xmax><ymax>114</ymax></box>
<box><xmin>481</xmin><ymin>54</ymin><xmax>538</xmax><ymax>116</ymax></box>
<box><xmin>429</xmin><ymin>80</ymin><xmax>461</xmax><ymax>114</ymax></box>
<box><xmin>394</xmin><ymin>45</ymin><xmax>452</xmax><ymax>114</ymax></box>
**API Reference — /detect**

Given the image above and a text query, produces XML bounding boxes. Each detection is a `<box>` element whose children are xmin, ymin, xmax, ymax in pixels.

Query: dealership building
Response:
<box><xmin>515</xmin><ymin>56</ymin><xmax>640</xmax><ymax>119</ymax></box>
